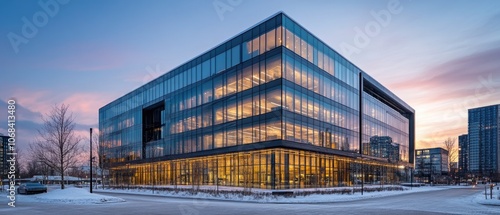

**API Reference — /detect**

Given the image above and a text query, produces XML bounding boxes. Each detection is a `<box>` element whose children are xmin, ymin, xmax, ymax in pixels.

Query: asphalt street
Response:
<box><xmin>1</xmin><ymin>187</ymin><xmax>499</xmax><ymax>215</ymax></box>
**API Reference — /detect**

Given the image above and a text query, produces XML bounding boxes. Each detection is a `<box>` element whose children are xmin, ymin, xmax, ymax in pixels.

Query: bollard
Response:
<box><xmin>485</xmin><ymin>186</ymin><xmax>487</xmax><ymax>199</ymax></box>
<box><xmin>490</xmin><ymin>184</ymin><xmax>494</xmax><ymax>199</ymax></box>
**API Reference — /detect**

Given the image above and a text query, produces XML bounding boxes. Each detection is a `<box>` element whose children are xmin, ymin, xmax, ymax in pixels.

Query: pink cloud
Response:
<box><xmin>385</xmin><ymin>46</ymin><xmax>500</xmax><ymax>149</ymax></box>
<box><xmin>10</xmin><ymin>89</ymin><xmax>55</xmax><ymax>123</ymax></box>
<box><xmin>61</xmin><ymin>93</ymin><xmax>114</xmax><ymax>125</ymax></box>
<box><xmin>9</xmin><ymin>89</ymin><xmax>112</xmax><ymax>126</ymax></box>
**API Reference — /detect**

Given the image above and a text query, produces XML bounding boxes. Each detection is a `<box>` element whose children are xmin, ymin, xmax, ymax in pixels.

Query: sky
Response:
<box><xmin>1</xmin><ymin>0</ymin><xmax>499</xmax><ymax>156</ymax></box>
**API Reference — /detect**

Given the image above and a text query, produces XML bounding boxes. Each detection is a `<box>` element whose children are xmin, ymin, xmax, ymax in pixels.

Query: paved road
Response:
<box><xmin>1</xmin><ymin>187</ymin><xmax>499</xmax><ymax>215</ymax></box>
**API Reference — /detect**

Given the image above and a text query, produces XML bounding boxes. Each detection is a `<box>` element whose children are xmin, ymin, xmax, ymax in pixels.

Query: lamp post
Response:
<box><xmin>410</xmin><ymin>167</ymin><xmax>413</xmax><ymax>189</ymax></box>
<box><xmin>361</xmin><ymin>161</ymin><xmax>364</xmax><ymax>195</ymax></box>
<box><xmin>90</xmin><ymin>128</ymin><xmax>93</xmax><ymax>193</ymax></box>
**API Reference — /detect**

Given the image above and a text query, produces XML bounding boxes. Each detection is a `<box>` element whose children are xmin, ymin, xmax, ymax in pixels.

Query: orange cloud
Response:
<box><xmin>385</xmin><ymin>46</ymin><xmax>500</xmax><ymax>149</ymax></box>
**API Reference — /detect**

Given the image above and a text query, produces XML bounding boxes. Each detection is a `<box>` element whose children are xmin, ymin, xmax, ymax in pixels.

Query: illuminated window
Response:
<box><xmin>266</xmin><ymin>29</ymin><xmax>276</xmax><ymax>51</ymax></box>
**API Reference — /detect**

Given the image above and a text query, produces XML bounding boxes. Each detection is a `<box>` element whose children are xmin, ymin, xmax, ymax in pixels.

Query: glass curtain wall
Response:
<box><xmin>362</xmin><ymin>92</ymin><xmax>410</xmax><ymax>162</ymax></box>
<box><xmin>101</xmin><ymin>24</ymin><xmax>283</xmax><ymax>163</ymax></box>
<box><xmin>110</xmin><ymin>148</ymin><xmax>400</xmax><ymax>190</ymax></box>
<box><xmin>100</xmin><ymin>13</ymin><xmax>414</xmax><ymax>189</ymax></box>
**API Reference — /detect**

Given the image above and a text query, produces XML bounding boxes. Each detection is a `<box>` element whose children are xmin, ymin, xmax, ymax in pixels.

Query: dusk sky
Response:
<box><xmin>1</xmin><ymin>0</ymin><xmax>499</xmax><ymax>154</ymax></box>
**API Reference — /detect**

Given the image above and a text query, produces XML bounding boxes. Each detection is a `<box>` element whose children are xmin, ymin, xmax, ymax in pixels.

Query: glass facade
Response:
<box><xmin>99</xmin><ymin>12</ymin><xmax>415</xmax><ymax>189</ymax></box>
<box><xmin>458</xmin><ymin>134</ymin><xmax>468</xmax><ymax>176</ymax></box>
<box><xmin>112</xmin><ymin>149</ymin><xmax>404</xmax><ymax>190</ymax></box>
<box><xmin>362</xmin><ymin>92</ymin><xmax>410</xmax><ymax>162</ymax></box>
<box><xmin>468</xmin><ymin>104</ymin><xmax>500</xmax><ymax>179</ymax></box>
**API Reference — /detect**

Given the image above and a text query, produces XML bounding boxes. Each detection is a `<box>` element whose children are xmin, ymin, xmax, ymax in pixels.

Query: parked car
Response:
<box><xmin>17</xmin><ymin>183</ymin><xmax>47</xmax><ymax>194</ymax></box>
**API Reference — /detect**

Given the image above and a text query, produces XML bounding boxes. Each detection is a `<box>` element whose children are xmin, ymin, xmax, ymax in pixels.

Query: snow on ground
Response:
<box><xmin>17</xmin><ymin>187</ymin><xmax>125</xmax><ymax>205</ymax></box>
<box><xmin>474</xmin><ymin>185</ymin><xmax>500</xmax><ymax>206</ymax></box>
<box><xmin>96</xmin><ymin>185</ymin><xmax>460</xmax><ymax>203</ymax></box>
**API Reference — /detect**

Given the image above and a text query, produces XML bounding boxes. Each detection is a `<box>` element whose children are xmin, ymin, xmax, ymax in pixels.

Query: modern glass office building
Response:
<box><xmin>468</xmin><ymin>104</ymin><xmax>500</xmax><ymax>180</ymax></box>
<box><xmin>414</xmin><ymin>148</ymin><xmax>449</xmax><ymax>183</ymax></box>
<box><xmin>99</xmin><ymin>12</ymin><xmax>415</xmax><ymax>189</ymax></box>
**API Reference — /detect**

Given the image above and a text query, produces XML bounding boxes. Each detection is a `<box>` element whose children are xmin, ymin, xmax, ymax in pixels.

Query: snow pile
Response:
<box><xmin>19</xmin><ymin>187</ymin><xmax>125</xmax><ymax>205</ymax></box>
<box><xmin>474</xmin><ymin>186</ymin><xmax>500</xmax><ymax>206</ymax></box>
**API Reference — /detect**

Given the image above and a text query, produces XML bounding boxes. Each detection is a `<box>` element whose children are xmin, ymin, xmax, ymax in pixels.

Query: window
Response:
<box><xmin>266</xmin><ymin>55</ymin><xmax>281</xmax><ymax>81</ymax></box>
<box><xmin>266</xmin><ymin>88</ymin><xmax>282</xmax><ymax>112</ymax></box>
<box><xmin>250</xmin><ymin>37</ymin><xmax>260</xmax><ymax>58</ymax></box>
<box><xmin>214</xmin><ymin>76</ymin><xmax>224</xmax><ymax>99</ymax></box>
<box><xmin>215</xmin><ymin>132</ymin><xmax>224</xmax><ymax>148</ymax></box>
<box><xmin>202</xmin><ymin>107</ymin><xmax>212</xmax><ymax>127</ymax></box>
<box><xmin>226</xmin><ymin>48</ymin><xmax>232</xmax><ymax>69</ymax></box>
<box><xmin>243</xmin><ymin>126</ymin><xmax>253</xmax><ymax>144</ymax></box>
<box><xmin>227</xmin><ymin>71</ymin><xmax>237</xmax><ymax>95</ymax></box>
<box><xmin>241</xmin><ymin>65</ymin><xmax>253</xmax><ymax>91</ymax></box>
<box><xmin>227</xmin><ymin>102</ymin><xmax>237</xmax><ymax>122</ymax></box>
<box><xmin>252</xmin><ymin>63</ymin><xmax>261</xmax><ymax>86</ymax></box>
<box><xmin>277</xmin><ymin>26</ymin><xmax>282</xmax><ymax>46</ymax></box>
<box><xmin>266</xmin><ymin>29</ymin><xmax>276</xmax><ymax>51</ymax></box>
<box><xmin>216</xmin><ymin>52</ymin><xmax>226</xmax><ymax>73</ymax></box>
<box><xmin>259</xmin><ymin>34</ymin><xmax>265</xmax><ymax>56</ymax></box>
<box><xmin>242</xmin><ymin>96</ymin><xmax>253</xmax><ymax>118</ymax></box>
<box><xmin>285</xmin><ymin>28</ymin><xmax>293</xmax><ymax>50</ymax></box>
<box><xmin>231</xmin><ymin>45</ymin><xmax>240</xmax><ymax>66</ymax></box>
<box><xmin>242</xmin><ymin>41</ymin><xmax>252</xmax><ymax>62</ymax></box>
<box><xmin>214</xmin><ymin>103</ymin><xmax>224</xmax><ymax>125</ymax></box>
<box><xmin>202</xmin><ymin>81</ymin><xmax>213</xmax><ymax>103</ymax></box>
<box><xmin>294</xmin><ymin>33</ymin><xmax>300</xmax><ymax>54</ymax></box>
<box><xmin>227</xmin><ymin>129</ymin><xmax>236</xmax><ymax>147</ymax></box>
<box><xmin>284</xmin><ymin>55</ymin><xmax>293</xmax><ymax>80</ymax></box>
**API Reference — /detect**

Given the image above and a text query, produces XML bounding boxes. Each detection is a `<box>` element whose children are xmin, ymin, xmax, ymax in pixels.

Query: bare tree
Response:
<box><xmin>12</xmin><ymin>148</ymin><xmax>23</xmax><ymax>180</ymax></box>
<box><xmin>443</xmin><ymin>137</ymin><xmax>457</xmax><ymax>176</ymax></box>
<box><xmin>94</xmin><ymin>130</ymin><xmax>108</xmax><ymax>189</ymax></box>
<box><xmin>23</xmin><ymin>157</ymin><xmax>42</xmax><ymax>178</ymax></box>
<box><xmin>23</xmin><ymin>157</ymin><xmax>53</xmax><ymax>181</ymax></box>
<box><xmin>30</xmin><ymin>104</ymin><xmax>83</xmax><ymax>189</ymax></box>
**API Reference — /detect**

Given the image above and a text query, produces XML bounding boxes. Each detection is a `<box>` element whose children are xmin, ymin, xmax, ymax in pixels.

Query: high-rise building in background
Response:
<box><xmin>458</xmin><ymin>134</ymin><xmax>468</xmax><ymax>177</ymax></box>
<box><xmin>415</xmin><ymin>147</ymin><xmax>449</xmax><ymax>183</ymax></box>
<box><xmin>99</xmin><ymin>12</ymin><xmax>415</xmax><ymax>189</ymax></box>
<box><xmin>468</xmin><ymin>104</ymin><xmax>500</xmax><ymax>180</ymax></box>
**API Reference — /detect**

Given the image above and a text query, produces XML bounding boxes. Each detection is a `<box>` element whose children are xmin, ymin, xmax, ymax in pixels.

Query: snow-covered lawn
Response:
<box><xmin>95</xmin><ymin>185</ymin><xmax>459</xmax><ymax>203</ymax></box>
<box><xmin>474</xmin><ymin>185</ymin><xmax>500</xmax><ymax>206</ymax></box>
<box><xmin>17</xmin><ymin>187</ymin><xmax>125</xmax><ymax>205</ymax></box>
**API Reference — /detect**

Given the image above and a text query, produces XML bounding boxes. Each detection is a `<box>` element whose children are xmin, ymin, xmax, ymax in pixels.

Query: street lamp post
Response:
<box><xmin>90</xmin><ymin>128</ymin><xmax>93</xmax><ymax>193</ymax></box>
<box><xmin>410</xmin><ymin>167</ymin><xmax>413</xmax><ymax>189</ymax></box>
<box><xmin>361</xmin><ymin>161</ymin><xmax>364</xmax><ymax>195</ymax></box>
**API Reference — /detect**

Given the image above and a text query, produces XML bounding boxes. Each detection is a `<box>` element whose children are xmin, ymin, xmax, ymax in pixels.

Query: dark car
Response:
<box><xmin>17</xmin><ymin>183</ymin><xmax>47</xmax><ymax>194</ymax></box>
